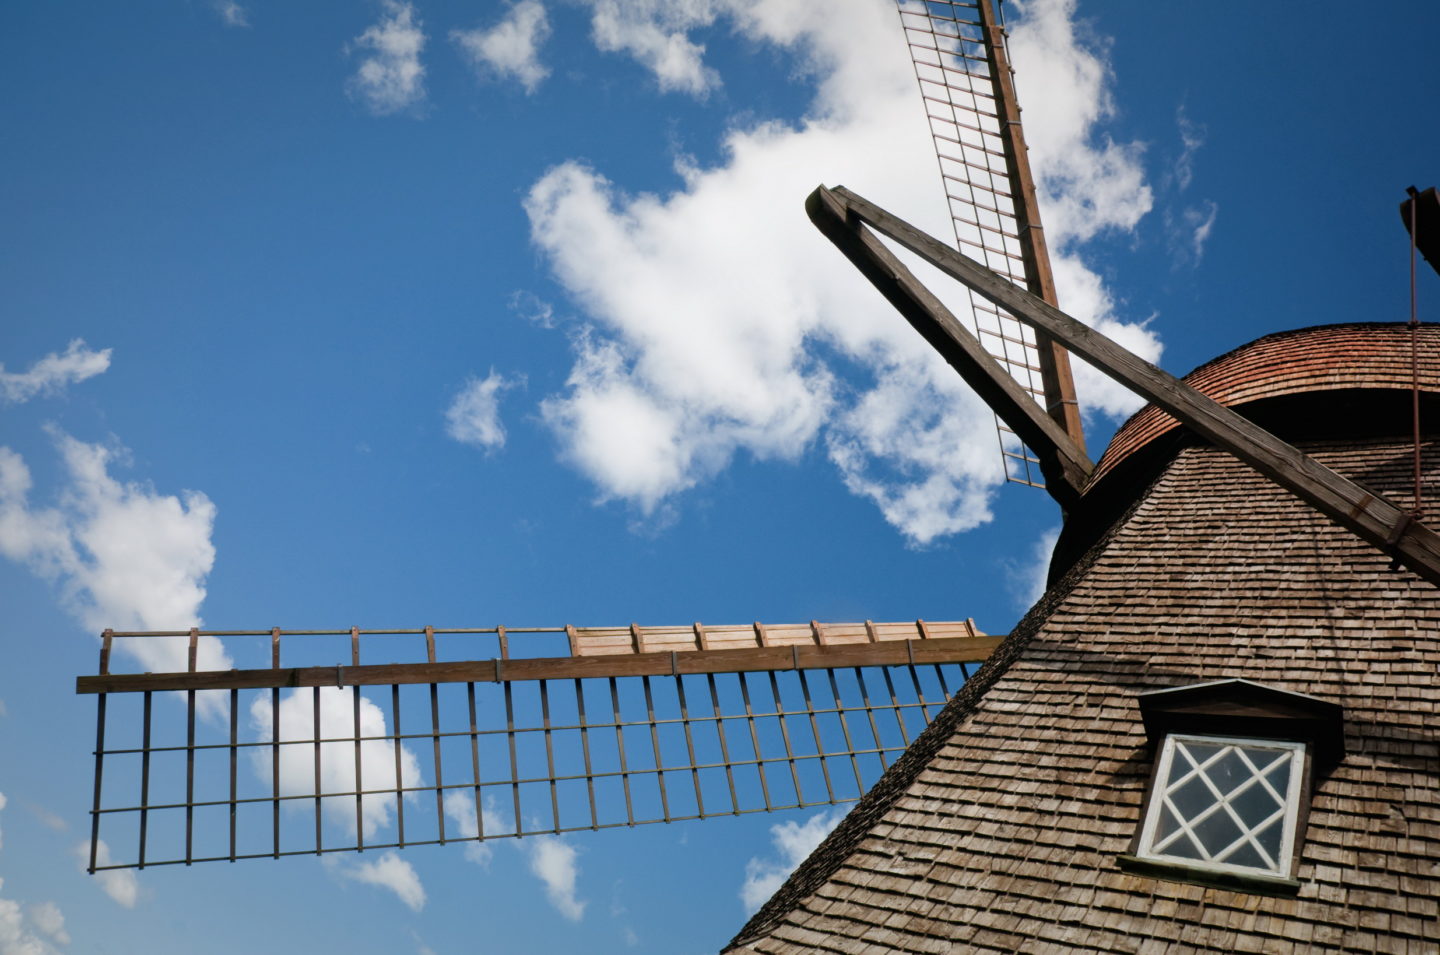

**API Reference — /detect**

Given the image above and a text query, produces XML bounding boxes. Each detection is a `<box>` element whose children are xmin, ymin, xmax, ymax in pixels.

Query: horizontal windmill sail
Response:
<box><xmin>77</xmin><ymin>621</ymin><xmax>997</xmax><ymax>871</ymax></box>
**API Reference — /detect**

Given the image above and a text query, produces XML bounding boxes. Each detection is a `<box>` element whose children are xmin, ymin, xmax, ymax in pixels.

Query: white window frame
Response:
<box><xmin>1136</xmin><ymin>733</ymin><xmax>1306</xmax><ymax>880</ymax></box>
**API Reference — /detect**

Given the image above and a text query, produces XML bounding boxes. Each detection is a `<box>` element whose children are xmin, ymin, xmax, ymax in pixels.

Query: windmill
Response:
<box><xmin>73</xmin><ymin>0</ymin><xmax>1050</xmax><ymax>877</ymax></box>
<box><xmin>74</xmin><ymin>2</ymin><xmax>1440</xmax><ymax>951</ymax></box>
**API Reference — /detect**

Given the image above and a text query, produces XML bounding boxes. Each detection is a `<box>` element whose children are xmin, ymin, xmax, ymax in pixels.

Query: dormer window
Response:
<box><xmin>1137</xmin><ymin>734</ymin><xmax>1305</xmax><ymax>878</ymax></box>
<box><xmin>1120</xmin><ymin>679</ymin><xmax>1344</xmax><ymax>893</ymax></box>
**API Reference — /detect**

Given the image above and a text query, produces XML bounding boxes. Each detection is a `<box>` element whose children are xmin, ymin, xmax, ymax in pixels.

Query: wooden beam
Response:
<box><xmin>976</xmin><ymin>0</ymin><xmax>1085</xmax><ymax>449</ymax></box>
<box><xmin>75</xmin><ymin>635</ymin><xmax>1003</xmax><ymax>695</ymax></box>
<box><xmin>806</xmin><ymin>185</ymin><xmax>1092</xmax><ymax>507</ymax></box>
<box><xmin>820</xmin><ymin>185</ymin><xmax>1440</xmax><ymax>589</ymax></box>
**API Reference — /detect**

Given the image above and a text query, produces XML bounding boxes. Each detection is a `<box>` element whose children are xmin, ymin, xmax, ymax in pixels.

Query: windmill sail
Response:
<box><xmin>77</xmin><ymin>622</ymin><xmax>995</xmax><ymax>871</ymax></box>
<box><xmin>896</xmin><ymin>0</ymin><xmax>1084</xmax><ymax>487</ymax></box>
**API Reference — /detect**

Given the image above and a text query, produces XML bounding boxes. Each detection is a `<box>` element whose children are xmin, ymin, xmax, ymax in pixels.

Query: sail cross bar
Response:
<box><xmin>809</xmin><ymin>183</ymin><xmax>1440</xmax><ymax>588</ymax></box>
<box><xmin>76</xmin><ymin>620</ymin><xmax>995</xmax><ymax>693</ymax></box>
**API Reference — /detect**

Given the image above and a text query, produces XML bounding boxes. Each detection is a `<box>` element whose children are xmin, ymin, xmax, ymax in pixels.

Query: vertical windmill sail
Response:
<box><xmin>896</xmin><ymin>0</ymin><xmax>1084</xmax><ymax>487</ymax></box>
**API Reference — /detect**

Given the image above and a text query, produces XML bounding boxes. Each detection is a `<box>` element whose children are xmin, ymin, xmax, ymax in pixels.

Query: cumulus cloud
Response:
<box><xmin>527</xmin><ymin>835</ymin><xmax>585</xmax><ymax>921</ymax></box>
<box><xmin>583</xmin><ymin>0</ymin><xmax>719</xmax><ymax>96</ymax></box>
<box><xmin>452</xmin><ymin>1</ymin><xmax>551</xmax><ymax>93</ymax></box>
<box><xmin>445</xmin><ymin>372</ymin><xmax>516</xmax><ymax>452</ymax></box>
<box><xmin>213</xmin><ymin>1</ymin><xmax>248</xmax><ymax>28</ymax></box>
<box><xmin>248</xmin><ymin>687</ymin><xmax>423</xmax><ymax>840</ymax></box>
<box><xmin>349</xmin><ymin>1</ymin><xmax>426</xmax><ymax>115</ymax></box>
<box><xmin>76</xmin><ymin>840</ymin><xmax>138</xmax><ymax>909</ymax></box>
<box><xmin>0</xmin><ymin>432</ymin><xmax>229</xmax><ymax>714</ymax></box>
<box><xmin>334</xmin><ymin>851</ymin><xmax>426</xmax><ymax>912</ymax></box>
<box><xmin>740</xmin><ymin>808</ymin><xmax>843</xmax><ymax>911</ymax></box>
<box><xmin>526</xmin><ymin>0</ymin><xmax>1160</xmax><ymax>544</ymax></box>
<box><xmin>0</xmin><ymin>340</ymin><xmax>110</xmax><ymax>404</ymax></box>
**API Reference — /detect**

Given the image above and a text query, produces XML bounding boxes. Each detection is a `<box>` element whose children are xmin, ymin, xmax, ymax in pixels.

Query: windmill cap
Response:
<box><xmin>1089</xmin><ymin>321</ymin><xmax>1440</xmax><ymax>492</ymax></box>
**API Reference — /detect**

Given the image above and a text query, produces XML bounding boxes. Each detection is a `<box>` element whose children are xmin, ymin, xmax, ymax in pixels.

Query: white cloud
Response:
<box><xmin>740</xmin><ymin>808</ymin><xmax>843</xmax><ymax>911</ymax></box>
<box><xmin>0</xmin><ymin>890</ymin><xmax>68</xmax><ymax>955</ymax></box>
<box><xmin>75</xmin><ymin>841</ymin><xmax>138</xmax><ymax>909</ymax></box>
<box><xmin>452</xmin><ymin>1</ymin><xmax>551</xmax><ymax>94</ymax></box>
<box><xmin>525</xmin><ymin>0</ymin><xmax>1160</xmax><ymax>544</ymax></box>
<box><xmin>1008</xmin><ymin>524</ymin><xmax>1059</xmax><ymax>610</ymax></box>
<box><xmin>0</xmin><ymin>433</ymin><xmax>230</xmax><ymax>715</ymax></box>
<box><xmin>0</xmin><ymin>340</ymin><xmax>110</xmax><ymax>404</ymax></box>
<box><xmin>349</xmin><ymin>1</ymin><xmax>427</xmax><ymax>116</ymax></box>
<box><xmin>334</xmin><ymin>851</ymin><xmax>426</xmax><ymax>912</ymax></box>
<box><xmin>526</xmin><ymin>835</ymin><xmax>584</xmax><ymax>921</ymax></box>
<box><xmin>248</xmin><ymin>687</ymin><xmax>423</xmax><ymax>840</ymax></box>
<box><xmin>509</xmin><ymin>290</ymin><xmax>556</xmax><ymax>329</ymax></box>
<box><xmin>440</xmin><ymin>791</ymin><xmax>508</xmax><ymax>866</ymax></box>
<box><xmin>445</xmin><ymin>372</ymin><xmax>515</xmax><ymax>452</ymax></box>
<box><xmin>582</xmin><ymin>0</ymin><xmax>719</xmax><ymax>96</ymax></box>
<box><xmin>213</xmin><ymin>1</ymin><xmax>248</xmax><ymax>28</ymax></box>
<box><xmin>1007</xmin><ymin>0</ymin><xmax>1160</xmax><ymax>419</ymax></box>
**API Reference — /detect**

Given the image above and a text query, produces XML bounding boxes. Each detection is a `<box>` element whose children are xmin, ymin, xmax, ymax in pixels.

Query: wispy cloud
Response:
<box><xmin>1007</xmin><ymin>524</ymin><xmax>1059</xmax><ymax>610</ymax></box>
<box><xmin>213</xmin><ymin>1</ymin><xmax>249</xmax><ymax>28</ymax></box>
<box><xmin>740</xmin><ymin>808</ymin><xmax>843</xmax><ymax>911</ymax></box>
<box><xmin>0</xmin><ymin>339</ymin><xmax>110</xmax><ymax>404</ymax></box>
<box><xmin>75</xmin><ymin>840</ymin><xmax>138</xmax><ymax>908</ymax></box>
<box><xmin>452</xmin><ymin>1</ymin><xmax>552</xmax><ymax>94</ymax></box>
<box><xmin>525</xmin><ymin>0</ymin><xmax>1160</xmax><ymax>544</ymax></box>
<box><xmin>1163</xmin><ymin>107</ymin><xmax>1218</xmax><ymax>267</ymax></box>
<box><xmin>248</xmin><ymin>687</ymin><xmax>423</xmax><ymax>839</ymax></box>
<box><xmin>582</xmin><ymin>0</ymin><xmax>718</xmax><ymax>96</ymax></box>
<box><xmin>0</xmin><ymin>431</ymin><xmax>229</xmax><ymax>714</ymax></box>
<box><xmin>334</xmin><ymin>851</ymin><xmax>426</xmax><ymax>912</ymax></box>
<box><xmin>445</xmin><ymin>371</ymin><xmax>516</xmax><ymax>452</ymax></box>
<box><xmin>527</xmin><ymin>835</ymin><xmax>585</xmax><ymax>921</ymax></box>
<box><xmin>348</xmin><ymin>1</ymin><xmax>427</xmax><ymax>116</ymax></box>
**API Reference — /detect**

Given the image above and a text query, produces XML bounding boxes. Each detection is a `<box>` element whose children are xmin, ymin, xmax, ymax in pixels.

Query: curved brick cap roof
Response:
<box><xmin>1089</xmin><ymin>322</ymin><xmax>1440</xmax><ymax>489</ymax></box>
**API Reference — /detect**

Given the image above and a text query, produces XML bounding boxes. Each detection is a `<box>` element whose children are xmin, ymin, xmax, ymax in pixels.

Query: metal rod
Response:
<box><xmin>88</xmin><ymin>692</ymin><xmax>107</xmax><ymax>874</ymax></box>
<box><xmin>738</xmin><ymin>673</ymin><xmax>773</xmax><ymax>811</ymax></box>
<box><xmin>312</xmin><ymin>687</ymin><xmax>322</xmax><ymax>854</ymax></box>
<box><xmin>674</xmin><ymin>674</ymin><xmax>704</xmax><ymax>817</ymax></box>
<box><xmin>392</xmin><ymin>684</ymin><xmax>405</xmax><ymax>847</ymax></box>
<box><xmin>504</xmin><ymin>681</ymin><xmax>521</xmax><ymax>835</ymax></box>
<box><xmin>767</xmin><ymin>671</ymin><xmax>804</xmax><ymax>805</ymax></box>
<box><xmin>353</xmin><ymin>685</ymin><xmax>364</xmax><ymax>850</ymax></box>
<box><xmin>467</xmin><ymin>682</ymin><xmax>484</xmax><ymax>841</ymax></box>
<box><xmin>431</xmin><ymin>680</ymin><xmax>445</xmax><ymax>844</ymax></box>
<box><xmin>575</xmin><ymin>678</ymin><xmax>598</xmax><ymax>829</ymax></box>
<box><xmin>229</xmin><ymin>687</ymin><xmax>238</xmax><ymax>863</ymax></box>
<box><xmin>641</xmin><ymin>676</ymin><xmax>671</xmax><ymax>823</ymax></box>
<box><xmin>185</xmin><ymin>688</ymin><xmax>196</xmax><ymax>865</ymax></box>
<box><xmin>609</xmin><ymin>677</ymin><xmax>635</xmax><ymax>825</ymax></box>
<box><xmin>797</xmin><ymin>669</ymin><xmax>836</xmax><ymax>804</ymax></box>
<box><xmin>706</xmin><ymin>673</ymin><xmax>740</xmax><ymax>814</ymax></box>
<box><xmin>540</xmin><ymin>680</ymin><xmax>559</xmax><ymax>832</ymax></box>
<box><xmin>138</xmin><ymin>691</ymin><xmax>152</xmax><ymax>869</ymax></box>
<box><xmin>826</xmin><ymin>668</ymin><xmax>866</xmax><ymax>797</ymax></box>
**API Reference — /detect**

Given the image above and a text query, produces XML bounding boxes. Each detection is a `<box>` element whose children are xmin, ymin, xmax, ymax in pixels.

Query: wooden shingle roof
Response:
<box><xmin>726</xmin><ymin>325</ymin><xmax>1440</xmax><ymax>953</ymax></box>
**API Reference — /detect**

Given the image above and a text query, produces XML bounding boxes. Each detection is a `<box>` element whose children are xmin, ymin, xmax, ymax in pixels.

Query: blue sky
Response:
<box><xmin>1</xmin><ymin>1</ymin><xmax>1437</xmax><ymax>953</ymax></box>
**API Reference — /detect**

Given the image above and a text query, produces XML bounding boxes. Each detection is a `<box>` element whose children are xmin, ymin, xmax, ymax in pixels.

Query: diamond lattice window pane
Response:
<box><xmin>1139</xmin><ymin>735</ymin><xmax>1305</xmax><ymax>878</ymax></box>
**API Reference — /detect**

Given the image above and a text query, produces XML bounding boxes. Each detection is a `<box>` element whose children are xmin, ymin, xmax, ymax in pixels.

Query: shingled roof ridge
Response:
<box><xmin>724</xmin><ymin>468</ymin><xmax>1167</xmax><ymax>952</ymax></box>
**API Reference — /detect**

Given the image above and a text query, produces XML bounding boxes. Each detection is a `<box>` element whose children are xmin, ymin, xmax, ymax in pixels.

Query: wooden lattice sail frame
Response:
<box><xmin>78</xmin><ymin>620</ymin><xmax>997</xmax><ymax>871</ymax></box>
<box><xmin>897</xmin><ymin>0</ymin><xmax>1085</xmax><ymax>487</ymax></box>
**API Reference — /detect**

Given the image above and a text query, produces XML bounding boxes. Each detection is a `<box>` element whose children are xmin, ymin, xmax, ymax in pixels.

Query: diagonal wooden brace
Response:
<box><xmin>811</xmin><ymin>184</ymin><xmax>1440</xmax><ymax>589</ymax></box>
<box><xmin>806</xmin><ymin>185</ymin><xmax>1093</xmax><ymax>508</ymax></box>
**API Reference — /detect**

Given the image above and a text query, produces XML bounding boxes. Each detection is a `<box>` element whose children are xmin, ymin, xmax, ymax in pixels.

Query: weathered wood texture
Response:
<box><xmin>813</xmin><ymin>185</ymin><xmax>1440</xmax><ymax>588</ymax></box>
<box><xmin>730</xmin><ymin>434</ymin><xmax>1440</xmax><ymax>954</ymax></box>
